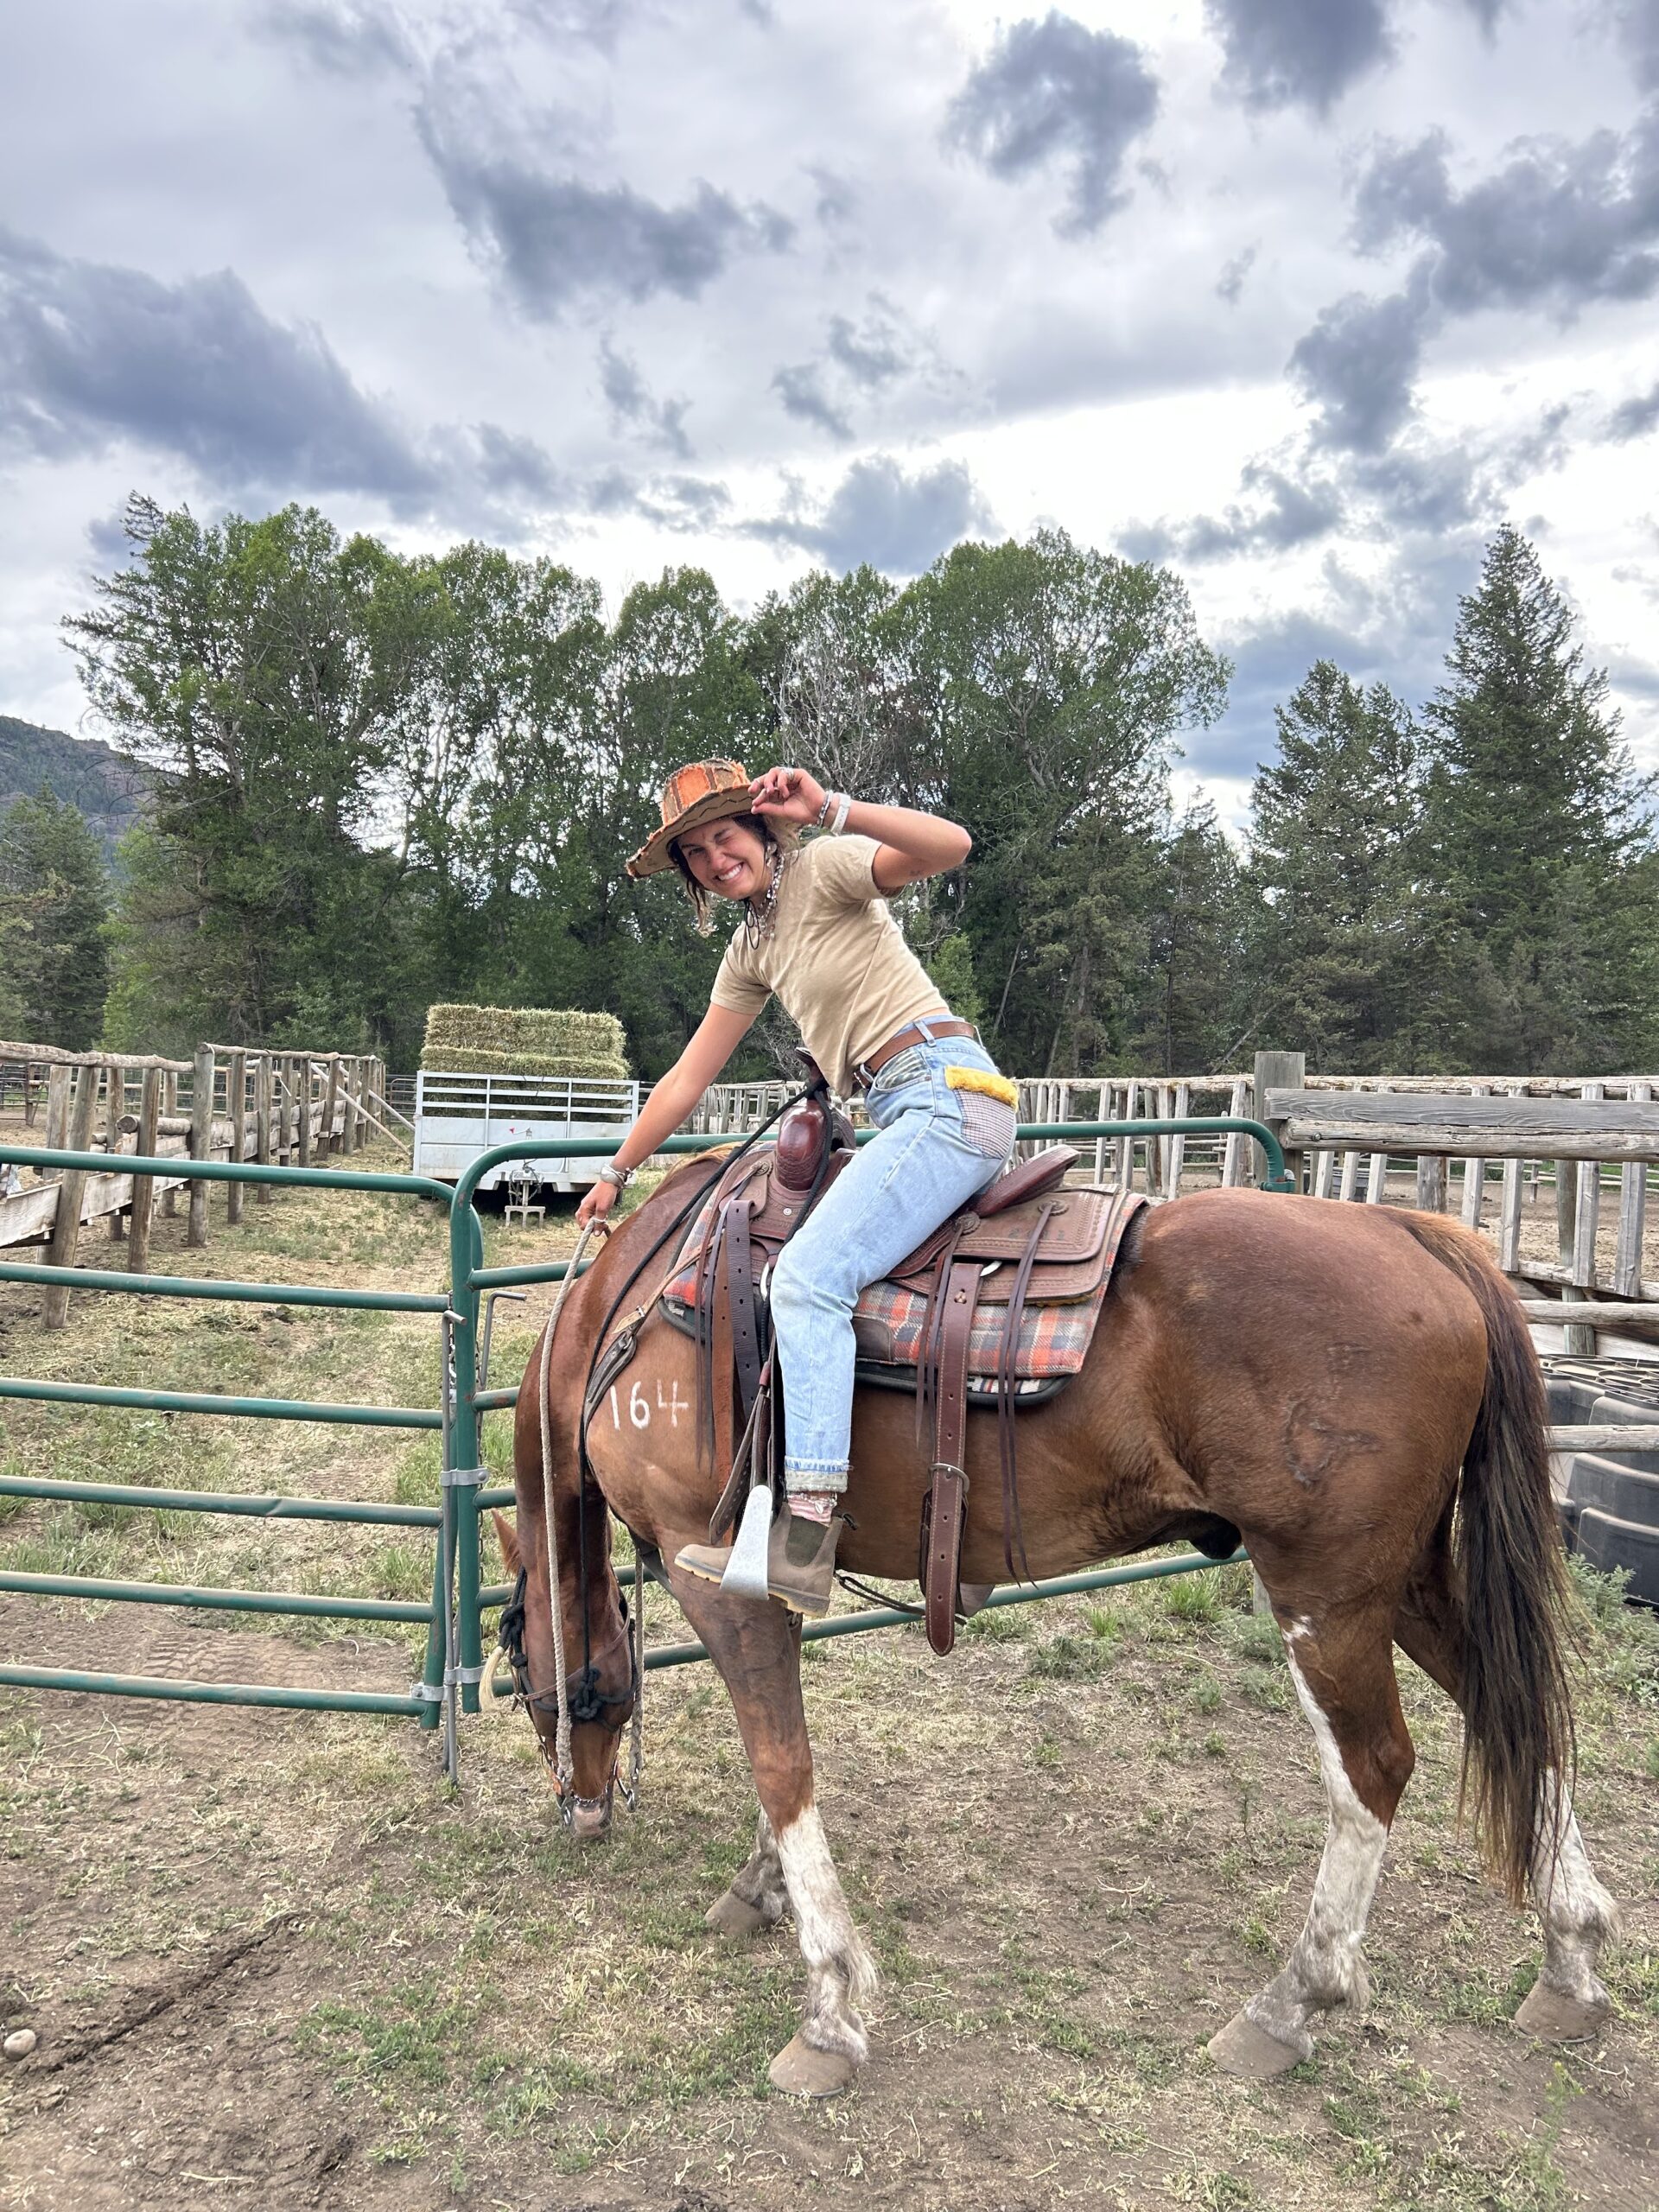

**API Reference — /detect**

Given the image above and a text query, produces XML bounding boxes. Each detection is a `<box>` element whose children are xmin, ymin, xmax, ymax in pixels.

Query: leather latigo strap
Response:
<box><xmin>999</xmin><ymin>1199</ymin><xmax>1058</xmax><ymax>1585</ymax></box>
<box><xmin>921</xmin><ymin>1256</ymin><xmax>982</xmax><ymax>1656</ymax></box>
<box><xmin>855</xmin><ymin>1017</ymin><xmax>978</xmax><ymax>1088</ymax></box>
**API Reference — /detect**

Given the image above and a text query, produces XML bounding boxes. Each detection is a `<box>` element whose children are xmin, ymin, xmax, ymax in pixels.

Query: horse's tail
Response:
<box><xmin>1390</xmin><ymin>1210</ymin><xmax>1575</xmax><ymax>1903</ymax></box>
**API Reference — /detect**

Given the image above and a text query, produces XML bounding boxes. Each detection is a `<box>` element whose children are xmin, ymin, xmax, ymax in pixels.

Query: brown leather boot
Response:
<box><xmin>676</xmin><ymin>1507</ymin><xmax>843</xmax><ymax>1618</ymax></box>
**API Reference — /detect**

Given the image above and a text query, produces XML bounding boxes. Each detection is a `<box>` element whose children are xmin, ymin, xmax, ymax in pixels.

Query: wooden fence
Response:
<box><xmin>0</xmin><ymin>1043</ymin><xmax>403</xmax><ymax>1322</ymax></box>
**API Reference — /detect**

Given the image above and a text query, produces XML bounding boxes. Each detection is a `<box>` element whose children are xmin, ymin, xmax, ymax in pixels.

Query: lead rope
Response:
<box><xmin>618</xmin><ymin>1544</ymin><xmax>645</xmax><ymax>1809</ymax></box>
<box><xmin>538</xmin><ymin>1218</ymin><xmax>604</xmax><ymax>1799</ymax></box>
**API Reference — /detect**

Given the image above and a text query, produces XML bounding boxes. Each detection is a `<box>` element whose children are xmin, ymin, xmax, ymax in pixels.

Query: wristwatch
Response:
<box><xmin>597</xmin><ymin>1164</ymin><xmax>633</xmax><ymax>1190</ymax></box>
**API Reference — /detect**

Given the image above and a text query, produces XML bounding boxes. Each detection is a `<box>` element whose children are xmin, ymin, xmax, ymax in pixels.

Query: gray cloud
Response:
<box><xmin>805</xmin><ymin>165</ymin><xmax>856</xmax><ymax>229</ymax></box>
<box><xmin>588</xmin><ymin>467</ymin><xmax>731</xmax><ymax>530</ymax></box>
<box><xmin>945</xmin><ymin>12</ymin><xmax>1160</xmax><ymax>237</ymax></box>
<box><xmin>747</xmin><ymin>454</ymin><xmax>994</xmax><ymax>575</ymax></box>
<box><xmin>0</xmin><ymin>226</ymin><xmax>435</xmax><ymax>501</ymax></box>
<box><xmin>255</xmin><ymin>0</ymin><xmax>412</xmax><ymax>77</ymax></box>
<box><xmin>0</xmin><ymin>224</ymin><xmax>740</xmax><ymax>540</ymax></box>
<box><xmin>1607</xmin><ymin>379</ymin><xmax>1659</xmax><ymax>439</ymax></box>
<box><xmin>418</xmin><ymin>88</ymin><xmax>792</xmax><ymax>316</ymax></box>
<box><xmin>1215</xmin><ymin>245</ymin><xmax>1257</xmax><ymax>305</ymax></box>
<box><xmin>598</xmin><ymin>338</ymin><xmax>692</xmax><ymax>458</ymax></box>
<box><xmin>772</xmin><ymin>362</ymin><xmax>854</xmax><ymax>442</ymax></box>
<box><xmin>825</xmin><ymin>303</ymin><xmax>909</xmax><ymax>389</ymax></box>
<box><xmin>1288</xmin><ymin>280</ymin><xmax>1433</xmax><ymax>453</ymax></box>
<box><xmin>1354</xmin><ymin>113</ymin><xmax>1659</xmax><ymax>315</ymax></box>
<box><xmin>1611</xmin><ymin>1</ymin><xmax>1659</xmax><ymax>92</ymax></box>
<box><xmin>1205</xmin><ymin>0</ymin><xmax>1394</xmax><ymax>118</ymax></box>
<box><xmin>1125</xmin><ymin>463</ymin><xmax>1344</xmax><ymax>563</ymax></box>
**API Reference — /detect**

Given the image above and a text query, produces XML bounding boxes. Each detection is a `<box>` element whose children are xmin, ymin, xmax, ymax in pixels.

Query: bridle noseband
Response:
<box><xmin>496</xmin><ymin>1564</ymin><xmax>641</xmax><ymax>1822</ymax></box>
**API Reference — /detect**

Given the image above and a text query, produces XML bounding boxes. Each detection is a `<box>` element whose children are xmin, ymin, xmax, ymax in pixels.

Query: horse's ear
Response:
<box><xmin>492</xmin><ymin>1509</ymin><xmax>522</xmax><ymax>1576</ymax></box>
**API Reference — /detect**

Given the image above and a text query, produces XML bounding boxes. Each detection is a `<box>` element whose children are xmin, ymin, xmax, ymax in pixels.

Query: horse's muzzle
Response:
<box><xmin>556</xmin><ymin>1777</ymin><xmax>615</xmax><ymax>1843</ymax></box>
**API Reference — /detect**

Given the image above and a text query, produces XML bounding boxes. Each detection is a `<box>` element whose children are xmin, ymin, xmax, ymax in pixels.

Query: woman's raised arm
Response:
<box><xmin>575</xmin><ymin>1001</ymin><xmax>753</xmax><ymax>1230</ymax></box>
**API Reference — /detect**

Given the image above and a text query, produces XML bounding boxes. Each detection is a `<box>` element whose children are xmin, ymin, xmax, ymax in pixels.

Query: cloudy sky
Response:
<box><xmin>3</xmin><ymin>0</ymin><xmax>1656</xmax><ymax>821</ymax></box>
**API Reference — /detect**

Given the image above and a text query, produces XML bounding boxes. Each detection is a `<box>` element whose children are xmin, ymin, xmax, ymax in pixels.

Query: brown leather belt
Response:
<box><xmin>853</xmin><ymin>1018</ymin><xmax>979</xmax><ymax>1090</ymax></box>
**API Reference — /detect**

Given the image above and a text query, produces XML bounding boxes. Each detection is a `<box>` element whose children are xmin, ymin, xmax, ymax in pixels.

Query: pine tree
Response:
<box><xmin>1423</xmin><ymin>527</ymin><xmax>1656</xmax><ymax>1071</ymax></box>
<box><xmin>1137</xmin><ymin>798</ymin><xmax>1253</xmax><ymax>1074</ymax></box>
<box><xmin>0</xmin><ymin>786</ymin><xmax>111</xmax><ymax>1046</ymax></box>
<box><xmin>1248</xmin><ymin>661</ymin><xmax>1448</xmax><ymax>1071</ymax></box>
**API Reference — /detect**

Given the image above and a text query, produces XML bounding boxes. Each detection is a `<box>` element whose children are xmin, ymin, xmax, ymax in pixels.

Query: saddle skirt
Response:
<box><xmin>659</xmin><ymin>1147</ymin><xmax>1145</xmax><ymax>1398</ymax></box>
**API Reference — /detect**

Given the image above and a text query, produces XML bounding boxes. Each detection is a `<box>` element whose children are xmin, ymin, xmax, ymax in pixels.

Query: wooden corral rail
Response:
<box><xmin>0</xmin><ymin>1043</ymin><xmax>394</xmax><ymax>1325</ymax></box>
<box><xmin>1268</xmin><ymin>1088</ymin><xmax>1659</xmax><ymax>1160</ymax></box>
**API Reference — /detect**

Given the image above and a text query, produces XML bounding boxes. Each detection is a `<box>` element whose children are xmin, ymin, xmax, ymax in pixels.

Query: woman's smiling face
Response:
<box><xmin>673</xmin><ymin>816</ymin><xmax>771</xmax><ymax>902</ymax></box>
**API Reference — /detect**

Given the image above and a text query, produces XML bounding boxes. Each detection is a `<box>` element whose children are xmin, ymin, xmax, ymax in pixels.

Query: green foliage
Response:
<box><xmin>1421</xmin><ymin>525</ymin><xmax>1656</xmax><ymax>1071</ymax></box>
<box><xmin>61</xmin><ymin>496</ymin><xmax>1656</xmax><ymax>1083</ymax></box>
<box><xmin>0</xmin><ymin>785</ymin><xmax>111</xmax><ymax>1046</ymax></box>
<box><xmin>1247</xmin><ymin>661</ymin><xmax>1451</xmax><ymax>1071</ymax></box>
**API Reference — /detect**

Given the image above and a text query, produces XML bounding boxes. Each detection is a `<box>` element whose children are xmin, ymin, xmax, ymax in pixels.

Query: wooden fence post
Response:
<box><xmin>297</xmin><ymin>1057</ymin><xmax>314</xmax><ymax>1168</ymax></box>
<box><xmin>161</xmin><ymin>1071</ymin><xmax>179</xmax><ymax>1215</ymax></box>
<box><xmin>1562</xmin><ymin>1080</ymin><xmax>1604</xmax><ymax>1356</ymax></box>
<box><xmin>105</xmin><ymin>1065</ymin><xmax>126</xmax><ymax>1240</ymax></box>
<box><xmin>44</xmin><ymin>1064</ymin><xmax>69</xmax><ymax>1164</ymax></box>
<box><xmin>187</xmin><ymin>1046</ymin><xmax>214</xmax><ymax>1248</ymax></box>
<box><xmin>128</xmin><ymin>1067</ymin><xmax>162</xmax><ymax>1274</ymax></box>
<box><xmin>254</xmin><ymin>1054</ymin><xmax>273</xmax><ymax>1204</ymax></box>
<box><xmin>42</xmin><ymin>1064</ymin><xmax>99</xmax><ymax>1327</ymax></box>
<box><xmin>226</xmin><ymin>1051</ymin><xmax>247</xmax><ymax>1224</ymax></box>
<box><xmin>22</xmin><ymin>1060</ymin><xmax>39</xmax><ymax>1125</ymax></box>
<box><xmin>1253</xmin><ymin>1050</ymin><xmax>1306</xmax><ymax>1192</ymax></box>
<box><xmin>323</xmin><ymin>1056</ymin><xmax>340</xmax><ymax>1155</ymax></box>
<box><xmin>1614</xmin><ymin>1081</ymin><xmax>1651</xmax><ymax>1299</ymax></box>
<box><xmin>340</xmin><ymin>1058</ymin><xmax>359</xmax><ymax>1155</ymax></box>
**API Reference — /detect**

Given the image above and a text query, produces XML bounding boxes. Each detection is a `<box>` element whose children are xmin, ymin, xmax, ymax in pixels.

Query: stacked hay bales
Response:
<box><xmin>420</xmin><ymin>1005</ymin><xmax>630</xmax><ymax>1081</ymax></box>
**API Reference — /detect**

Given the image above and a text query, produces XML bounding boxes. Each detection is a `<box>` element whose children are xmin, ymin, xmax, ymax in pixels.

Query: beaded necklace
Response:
<box><xmin>742</xmin><ymin>847</ymin><xmax>787</xmax><ymax>946</ymax></box>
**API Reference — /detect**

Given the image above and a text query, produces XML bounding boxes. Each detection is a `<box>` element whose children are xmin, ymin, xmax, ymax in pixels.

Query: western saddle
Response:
<box><xmin>659</xmin><ymin>1092</ymin><xmax>1146</xmax><ymax>1655</ymax></box>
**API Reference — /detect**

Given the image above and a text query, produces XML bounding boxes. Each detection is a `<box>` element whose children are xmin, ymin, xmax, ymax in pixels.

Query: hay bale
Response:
<box><xmin>420</xmin><ymin>1005</ymin><xmax>630</xmax><ymax>1082</ymax></box>
<box><xmin>421</xmin><ymin>1047</ymin><xmax>632</xmax><ymax>1081</ymax></box>
<box><xmin>423</xmin><ymin>1003</ymin><xmax>626</xmax><ymax>1062</ymax></box>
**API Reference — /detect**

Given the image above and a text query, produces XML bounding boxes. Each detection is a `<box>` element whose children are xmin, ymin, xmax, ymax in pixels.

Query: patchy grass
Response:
<box><xmin>2</xmin><ymin>1163</ymin><xmax>1656</xmax><ymax>2209</ymax></box>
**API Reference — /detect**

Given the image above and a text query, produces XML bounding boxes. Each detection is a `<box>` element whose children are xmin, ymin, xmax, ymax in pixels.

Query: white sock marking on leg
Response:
<box><xmin>1529</xmin><ymin>1773</ymin><xmax>1618</xmax><ymax>2005</ymax></box>
<box><xmin>775</xmin><ymin>1802</ymin><xmax>877</xmax><ymax>2059</ymax></box>
<box><xmin>1243</xmin><ymin>1647</ymin><xmax>1390</xmax><ymax>2052</ymax></box>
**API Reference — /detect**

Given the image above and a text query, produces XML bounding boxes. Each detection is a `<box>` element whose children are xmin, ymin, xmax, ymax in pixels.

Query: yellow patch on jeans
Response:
<box><xmin>945</xmin><ymin>1067</ymin><xmax>1019</xmax><ymax>1108</ymax></box>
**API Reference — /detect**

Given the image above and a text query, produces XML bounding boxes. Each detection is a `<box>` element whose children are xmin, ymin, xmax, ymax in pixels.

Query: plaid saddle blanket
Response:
<box><xmin>659</xmin><ymin>1180</ymin><xmax>1134</xmax><ymax>1389</ymax></box>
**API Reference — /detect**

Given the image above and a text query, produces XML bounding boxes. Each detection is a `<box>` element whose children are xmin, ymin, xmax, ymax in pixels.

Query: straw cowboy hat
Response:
<box><xmin>626</xmin><ymin>758</ymin><xmax>760</xmax><ymax>879</ymax></box>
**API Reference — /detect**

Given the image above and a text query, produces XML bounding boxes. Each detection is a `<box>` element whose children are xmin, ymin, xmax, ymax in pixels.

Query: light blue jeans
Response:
<box><xmin>769</xmin><ymin>1034</ymin><xmax>1017</xmax><ymax>1491</ymax></box>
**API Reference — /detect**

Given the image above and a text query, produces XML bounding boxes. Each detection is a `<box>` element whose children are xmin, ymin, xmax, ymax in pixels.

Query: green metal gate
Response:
<box><xmin>1</xmin><ymin>1116</ymin><xmax>1286</xmax><ymax>1777</ymax></box>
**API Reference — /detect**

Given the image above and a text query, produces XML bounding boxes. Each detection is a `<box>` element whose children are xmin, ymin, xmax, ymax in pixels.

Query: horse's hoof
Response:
<box><xmin>767</xmin><ymin>2032</ymin><xmax>858</xmax><ymax>2098</ymax></box>
<box><xmin>1207</xmin><ymin>2011</ymin><xmax>1306</xmax><ymax>2080</ymax></box>
<box><xmin>705</xmin><ymin>1889</ymin><xmax>774</xmax><ymax>1940</ymax></box>
<box><xmin>1514</xmin><ymin>1980</ymin><xmax>1611</xmax><ymax>2044</ymax></box>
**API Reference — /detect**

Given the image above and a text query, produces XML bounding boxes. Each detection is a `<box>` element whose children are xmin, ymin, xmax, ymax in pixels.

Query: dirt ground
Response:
<box><xmin>2</xmin><ymin>1142</ymin><xmax>1657</xmax><ymax>2212</ymax></box>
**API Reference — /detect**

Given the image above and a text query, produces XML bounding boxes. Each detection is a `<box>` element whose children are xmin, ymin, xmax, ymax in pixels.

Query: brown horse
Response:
<box><xmin>498</xmin><ymin>1159</ymin><xmax>1618</xmax><ymax>2095</ymax></box>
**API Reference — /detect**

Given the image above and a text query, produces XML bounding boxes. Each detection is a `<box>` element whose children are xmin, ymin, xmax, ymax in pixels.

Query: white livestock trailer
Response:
<box><xmin>412</xmin><ymin>1070</ymin><xmax>641</xmax><ymax>1193</ymax></box>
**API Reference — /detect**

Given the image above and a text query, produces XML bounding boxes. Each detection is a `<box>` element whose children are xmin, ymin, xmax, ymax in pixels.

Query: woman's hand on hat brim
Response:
<box><xmin>748</xmin><ymin>766</ymin><xmax>826</xmax><ymax>825</ymax></box>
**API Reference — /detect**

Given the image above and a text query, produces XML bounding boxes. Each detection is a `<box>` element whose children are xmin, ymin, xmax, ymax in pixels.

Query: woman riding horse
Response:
<box><xmin>575</xmin><ymin>756</ymin><xmax>1018</xmax><ymax>1614</ymax></box>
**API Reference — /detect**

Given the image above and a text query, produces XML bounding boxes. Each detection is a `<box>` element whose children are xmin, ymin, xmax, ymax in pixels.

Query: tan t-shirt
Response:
<box><xmin>709</xmin><ymin>835</ymin><xmax>950</xmax><ymax>1096</ymax></box>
